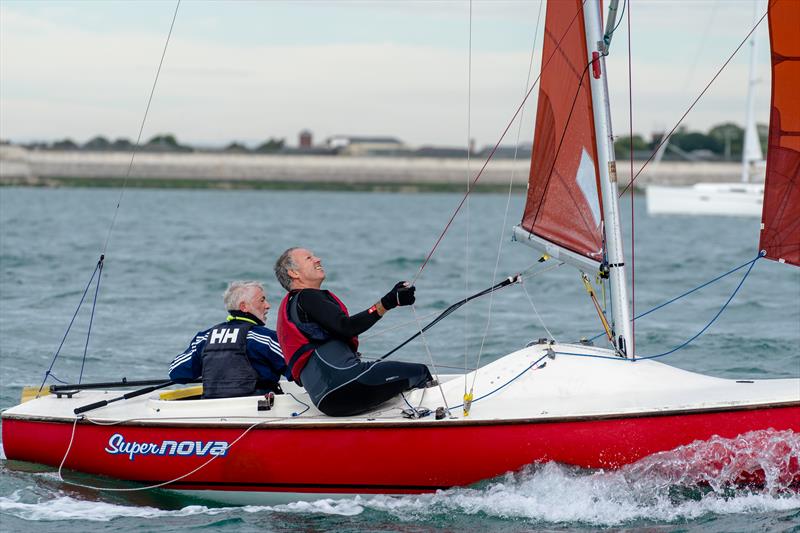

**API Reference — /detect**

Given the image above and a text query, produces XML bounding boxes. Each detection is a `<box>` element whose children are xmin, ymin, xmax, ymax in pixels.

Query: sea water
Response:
<box><xmin>0</xmin><ymin>187</ymin><xmax>798</xmax><ymax>531</ymax></box>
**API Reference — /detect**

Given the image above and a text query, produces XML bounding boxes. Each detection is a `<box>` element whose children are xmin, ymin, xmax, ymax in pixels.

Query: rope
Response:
<box><xmin>471</xmin><ymin>0</ymin><xmax>545</xmax><ymax>395</ymax></box>
<box><xmin>576</xmin><ymin>252</ymin><xmax>763</xmax><ymax>359</ymax></box>
<box><xmin>378</xmin><ymin>276</ymin><xmax>519</xmax><ymax>361</ymax></box>
<box><xmin>584</xmin><ymin>253</ymin><xmax>763</xmax><ymax>343</ymax></box>
<box><xmin>530</xmin><ymin>58</ymin><xmax>594</xmax><ymax>228</ymax></box>
<box><xmin>101</xmin><ymin>0</ymin><xmax>181</xmax><ymax>255</ymax></box>
<box><xmin>464</xmin><ymin>0</ymin><xmax>473</xmax><ymax>398</ymax></box>
<box><xmin>520</xmin><ymin>276</ymin><xmax>558</xmax><ymax>343</ymax></box>
<box><xmin>411</xmin><ymin>304</ymin><xmax>451</xmax><ymax>416</ymax></box>
<box><xmin>78</xmin><ymin>258</ymin><xmax>104</xmax><ymax>384</ymax></box>
<box><xmin>58</xmin><ymin>416</ymin><xmax>269</xmax><ymax>492</ymax></box>
<box><xmin>37</xmin><ymin>259</ymin><xmax>102</xmax><ymax>397</ymax></box>
<box><xmin>39</xmin><ymin>2</ymin><xmax>181</xmax><ymax>395</ymax></box>
<box><xmin>450</xmin><ymin>354</ymin><xmax>550</xmax><ymax>411</ymax></box>
<box><xmin>636</xmin><ymin>252</ymin><xmax>762</xmax><ymax>360</ymax></box>
<box><xmin>619</xmin><ymin>3</ymin><xmax>770</xmax><ymax>196</ymax></box>
<box><xmin>410</xmin><ymin>0</ymin><xmax>587</xmax><ymax>285</ymax></box>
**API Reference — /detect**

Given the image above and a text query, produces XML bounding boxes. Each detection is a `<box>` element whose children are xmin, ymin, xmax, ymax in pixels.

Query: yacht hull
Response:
<box><xmin>3</xmin><ymin>344</ymin><xmax>798</xmax><ymax>503</ymax></box>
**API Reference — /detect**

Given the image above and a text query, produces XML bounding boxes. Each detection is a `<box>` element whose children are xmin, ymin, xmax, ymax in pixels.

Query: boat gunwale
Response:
<box><xmin>3</xmin><ymin>399</ymin><xmax>798</xmax><ymax>429</ymax></box>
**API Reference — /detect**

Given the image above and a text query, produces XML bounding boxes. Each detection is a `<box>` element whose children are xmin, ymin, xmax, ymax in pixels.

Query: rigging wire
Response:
<box><xmin>37</xmin><ymin>258</ymin><xmax>102</xmax><ymax>396</ymax></box>
<box><xmin>463</xmin><ymin>0</ymin><xmax>473</xmax><ymax>398</ymax></box>
<box><xmin>411</xmin><ymin>304</ymin><xmax>452</xmax><ymax>416</ymax></box>
<box><xmin>563</xmin><ymin>252</ymin><xmax>763</xmax><ymax>361</ymax></box>
<box><xmin>470</xmin><ymin>0</ymin><xmax>545</xmax><ymax>395</ymax></box>
<box><xmin>581</xmin><ymin>253</ymin><xmax>763</xmax><ymax>344</ymax></box>
<box><xmin>101</xmin><ymin>0</ymin><xmax>181</xmax><ymax>255</ymax></box>
<box><xmin>379</xmin><ymin>261</ymin><xmax>562</xmax><ymax>362</ymax></box>
<box><xmin>520</xmin><ymin>276</ymin><xmax>558</xmax><ymax>342</ymax></box>
<box><xmin>409</xmin><ymin>0</ymin><xmax>588</xmax><ymax>286</ymax></box>
<box><xmin>619</xmin><ymin>4</ymin><xmax>771</xmax><ymax>196</ymax></box>
<box><xmin>78</xmin><ymin>258</ymin><xmax>104</xmax><ymax>384</ymax></box>
<box><xmin>39</xmin><ymin>1</ymin><xmax>181</xmax><ymax>391</ymax></box>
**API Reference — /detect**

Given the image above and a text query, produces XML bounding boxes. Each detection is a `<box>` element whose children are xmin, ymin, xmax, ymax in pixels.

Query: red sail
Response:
<box><xmin>521</xmin><ymin>0</ymin><xmax>604</xmax><ymax>262</ymax></box>
<box><xmin>759</xmin><ymin>0</ymin><xmax>800</xmax><ymax>267</ymax></box>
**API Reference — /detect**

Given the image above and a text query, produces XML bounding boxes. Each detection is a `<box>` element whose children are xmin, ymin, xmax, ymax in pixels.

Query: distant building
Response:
<box><xmin>414</xmin><ymin>146</ymin><xmax>468</xmax><ymax>158</ymax></box>
<box><xmin>325</xmin><ymin>135</ymin><xmax>408</xmax><ymax>156</ymax></box>
<box><xmin>299</xmin><ymin>130</ymin><xmax>313</xmax><ymax>148</ymax></box>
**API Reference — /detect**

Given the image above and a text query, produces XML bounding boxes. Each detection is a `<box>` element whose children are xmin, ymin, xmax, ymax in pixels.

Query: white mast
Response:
<box><xmin>584</xmin><ymin>0</ymin><xmax>633</xmax><ymax>357</ymax></box>
<box><xmin>742</xmin><ymin>0</ymin><xmax>763</xmax><ymax>183</ymax></box>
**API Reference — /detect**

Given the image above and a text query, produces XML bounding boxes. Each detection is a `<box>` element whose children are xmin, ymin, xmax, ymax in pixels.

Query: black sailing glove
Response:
<box><xmin>381</xmin><ymin>281</ymin><xmax>416</xmax><ymax>310</ymax></box>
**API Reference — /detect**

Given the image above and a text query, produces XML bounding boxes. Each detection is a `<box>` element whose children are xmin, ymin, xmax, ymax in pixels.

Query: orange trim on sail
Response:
<box><xmin>759</xmin><ymin>0</ymin><xmax>800</xmax><ymax>267</ymax></box>
<box><xmin>521</xmin><ymin>0</ymin><xmax>604</xmax><ymax>263</ymax></box>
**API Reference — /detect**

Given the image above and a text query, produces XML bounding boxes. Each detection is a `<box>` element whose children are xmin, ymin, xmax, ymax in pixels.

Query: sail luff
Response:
<box><xmin>584</xmin><ymin>0</ymin><xmax>633</xmax><ymax>356</ymax></box>
<box><xmin>759</xmin><ymin>0</ymin><xmax>800</xmax><ymax>267</ymax></box>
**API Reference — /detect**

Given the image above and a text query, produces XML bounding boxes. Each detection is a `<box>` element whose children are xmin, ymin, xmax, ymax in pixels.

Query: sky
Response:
<box><xmin>0</xmin><ymin>0</ymin><xmax>772</xmax><ymax>149</ymax></box>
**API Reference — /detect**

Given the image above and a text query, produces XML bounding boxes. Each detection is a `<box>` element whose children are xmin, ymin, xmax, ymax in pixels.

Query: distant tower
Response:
<box><xmin>299</xmin><ymin>130</ymin><xmax>312</xmax><ymax>148</ymax></box>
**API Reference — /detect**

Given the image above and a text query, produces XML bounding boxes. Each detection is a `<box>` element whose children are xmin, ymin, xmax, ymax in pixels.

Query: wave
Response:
<box><xmin>1</xmin><ymin>429</ymin><xmax>797</xmax><ymax>526</ymax></box>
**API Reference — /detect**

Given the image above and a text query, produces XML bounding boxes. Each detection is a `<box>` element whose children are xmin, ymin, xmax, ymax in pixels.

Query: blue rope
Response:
<box><xmin>78</xmin><ymin>258</ymin><xmax>104</xmax><ymax>384</ymax></box>
<box><xmin>37</xmin><ymin>259</ymin><xmax>101</xmax><ymax>395</ymax></box>
<box><xmin>555</xmin><ymin>350</ymin><xmax>625</xmax><ymax>361</ymax></box>
<box><xmin>585</xmin><ymin>253</ymin><xmax>763</xmax><ymax>343</ymax></box>
<box><xmin>288</xmin><ymin>392</ymin><xmax>310</xmax><ymax>417</ymax></box>
<box><xmin>636</xmin><ymin>252</ymin><xmax>762</xmax><ymax>360</ymax></box>
<box><xmin>450</xmin><ymin>354</ymin><xmax>549</xmax><ymax>411</ymax></box>
<box><xmin>564</xmin><ymin>252</ymin><xmax>763</xmax><ymax>362</ymax></box>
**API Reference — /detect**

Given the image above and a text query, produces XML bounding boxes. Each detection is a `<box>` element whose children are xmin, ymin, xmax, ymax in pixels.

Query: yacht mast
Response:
<box><xmin>742</xmin><ymin>0</ymin><xmax>763</xmax><ymax>183</ymax></box>
<box><xmin>584</xmin><ymin>0</ymin><xmax>633</xmax><ymax>356</ymax></box>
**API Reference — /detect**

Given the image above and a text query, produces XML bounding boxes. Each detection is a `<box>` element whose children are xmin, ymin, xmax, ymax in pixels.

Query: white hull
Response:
<box><xmin>646</xmin><ymin>183</ymin><xmax>764</xmax><ymax>217</ymax></box>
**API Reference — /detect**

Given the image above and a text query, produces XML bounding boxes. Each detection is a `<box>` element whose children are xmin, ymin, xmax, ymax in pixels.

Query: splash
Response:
<box><xmin>0</xmin><ymin>489</ymin><xmax>224</xmax><ymax>522</ymax></box>
<box><xmin>0</xmin><ymin>429</ymin><xmax>797</xmax><ymax>526</ymax></box>
<box><xmin>624</xmin><ymin>428</ymin><xmax>800</xmax><ymax>493</ymax></box>
<box><xmin>352</xmin><ymin>429</ymin><xmax>800</xmax><ymax>525</ymax></box>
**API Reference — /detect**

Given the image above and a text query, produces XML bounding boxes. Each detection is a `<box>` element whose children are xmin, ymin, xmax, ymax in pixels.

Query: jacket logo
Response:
<box><xmin>209</xmin><ymin>328</ymin><xmax>239</xmax><ymax>344</ymax></box>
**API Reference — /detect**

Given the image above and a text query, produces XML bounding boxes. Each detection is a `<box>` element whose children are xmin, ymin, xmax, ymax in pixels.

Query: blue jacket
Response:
<box><xmin>169</xmin><ymin>312</ymin><xmax>290</xmax><ymax>384</ymax></box>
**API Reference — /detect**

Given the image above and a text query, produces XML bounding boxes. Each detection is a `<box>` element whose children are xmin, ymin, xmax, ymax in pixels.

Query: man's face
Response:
<box><xmin>289</xmin><ymin>248</ymin><xmax>326</xmax><ymax>288</ymax></box>
<box><xmin>241</xmin><ymin>286</ymin><xmax>270</xmax><ymax>322</ymax></box>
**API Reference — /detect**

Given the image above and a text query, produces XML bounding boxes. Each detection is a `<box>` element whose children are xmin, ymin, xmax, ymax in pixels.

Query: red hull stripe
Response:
<box><xmin>4</xmin><ymin>405</ymin><xmax>798</xmax><ymax>494</ymax></box>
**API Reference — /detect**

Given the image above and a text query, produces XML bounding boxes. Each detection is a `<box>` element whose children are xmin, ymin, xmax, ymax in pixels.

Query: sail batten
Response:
<box><xmin>521</xmin><ymin>0</ymin><xmax>605</xmax><ymax>265</ymax></box>
<box><xmin>759</xmin><ymin>0</ymin><xmax>800</xmax><ymax>267</ymax></box>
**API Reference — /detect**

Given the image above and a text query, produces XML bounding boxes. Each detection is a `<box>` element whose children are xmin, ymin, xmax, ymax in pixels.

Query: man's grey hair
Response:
<box><xmin>223</xmin><ymin>281</ymin><xmax>263</xmax><ymax>311</ymax></box>
<box><xmin>274</xmin><ymin>247</ymin><xmax>300</xmax><ymax>291</ymax></box>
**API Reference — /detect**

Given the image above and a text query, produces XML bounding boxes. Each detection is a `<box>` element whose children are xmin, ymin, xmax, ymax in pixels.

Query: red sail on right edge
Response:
<box><xmin>759</xmin><ymin>0</ymin><xmax>800</xmax><ymax>267</ymax></box>
<box><xmin>520</xmin><ymin>0</ymin><xmax>604</xmax><ymax>263</ymax></box>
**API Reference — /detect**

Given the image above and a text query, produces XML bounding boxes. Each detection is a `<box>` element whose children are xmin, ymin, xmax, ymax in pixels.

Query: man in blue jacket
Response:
<box><xmin>169</xmin><ymin>281</ymin><xmax>289</xmax><ymax>399</ymax></box>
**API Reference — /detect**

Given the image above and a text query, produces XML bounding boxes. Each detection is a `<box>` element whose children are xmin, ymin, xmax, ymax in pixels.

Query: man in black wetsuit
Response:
<box><xmin>274</xmin><ymin>247</ymin><xmax>432</xmax><ymax>416</ymax></box>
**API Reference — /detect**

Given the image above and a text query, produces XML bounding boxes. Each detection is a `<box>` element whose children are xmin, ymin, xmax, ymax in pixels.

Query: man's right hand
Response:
<box><xmin>381</xmin><ymin>281</ymin><xmax>416</xmax><ymax>310</ymax></box>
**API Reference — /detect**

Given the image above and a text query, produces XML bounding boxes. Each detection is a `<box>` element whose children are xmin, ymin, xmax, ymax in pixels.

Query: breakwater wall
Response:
<box><xmin>0</xmin><ymin>146</ymin><xmax>745</xmax><ymax>191</ymax></box>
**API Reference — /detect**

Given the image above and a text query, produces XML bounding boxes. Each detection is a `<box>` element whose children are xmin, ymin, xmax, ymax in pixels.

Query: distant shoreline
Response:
<box><xmin>0</xmin><ymin>146</ymin><xmax>748</xmax><ymax>192</ymax></box>
<box><xmin>0</xmin><ymin>175</ymin><xmax>525</xmax><ymax>193</ymax></box>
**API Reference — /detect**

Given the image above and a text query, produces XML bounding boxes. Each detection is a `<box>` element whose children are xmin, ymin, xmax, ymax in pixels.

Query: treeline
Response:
<box><xmin>19</xmin><ymin>122</ymin><xmax>766</xmax><ymax>161</ymax></box>
<box><xmin>614</xmin><ymin>122</ymin><xmax>768</xmax><ymax>161</ymax></box>
<box><xmin>22</xmin><ymin>134</ymin><xmax>286</xmax><ymax>154</ymax></box>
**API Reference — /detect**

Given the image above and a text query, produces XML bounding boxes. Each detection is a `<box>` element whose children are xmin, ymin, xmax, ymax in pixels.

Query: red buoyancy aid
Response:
<box><xmin>277</xmin><ymin>289</ymin><xmax>359</xmax><ymax>381</ymax></box>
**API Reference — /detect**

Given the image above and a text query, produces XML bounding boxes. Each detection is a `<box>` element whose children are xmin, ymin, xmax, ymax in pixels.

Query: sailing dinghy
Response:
<box><xmin>2</xmin><ymin>0</ymin><xmax>798</xmax><ymax>504</ymax></box>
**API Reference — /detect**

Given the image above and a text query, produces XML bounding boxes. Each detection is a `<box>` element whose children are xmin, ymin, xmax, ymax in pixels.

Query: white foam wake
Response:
<box><xmin>0</xmin><ymin>490</ymin><xmax>225</xmax><ymax>522</ymax></box>
<box><xmin>1</xmin><ymin>429</ymin><xmax>797</xmax><ymax>525</ymax></box>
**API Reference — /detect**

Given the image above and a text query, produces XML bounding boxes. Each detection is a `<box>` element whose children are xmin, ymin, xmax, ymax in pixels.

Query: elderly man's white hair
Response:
<box><xmin>223</xmin><ymin>281</ymin><xmax>263</xmax><ymax>311</ymax></box>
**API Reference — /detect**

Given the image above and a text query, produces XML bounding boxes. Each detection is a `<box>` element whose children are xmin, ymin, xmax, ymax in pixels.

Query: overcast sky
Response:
<box><xmin>0</xmin><ymin>0</ymin><xmax>771</xmax><ymax>149</ymax></box>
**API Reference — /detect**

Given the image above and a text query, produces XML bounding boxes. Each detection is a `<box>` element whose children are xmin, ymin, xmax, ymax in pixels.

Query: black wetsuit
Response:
<box><xmin>292</xmin><ymin>289</ymin><xmax>432</xmax><ymax>416</ymax></box>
